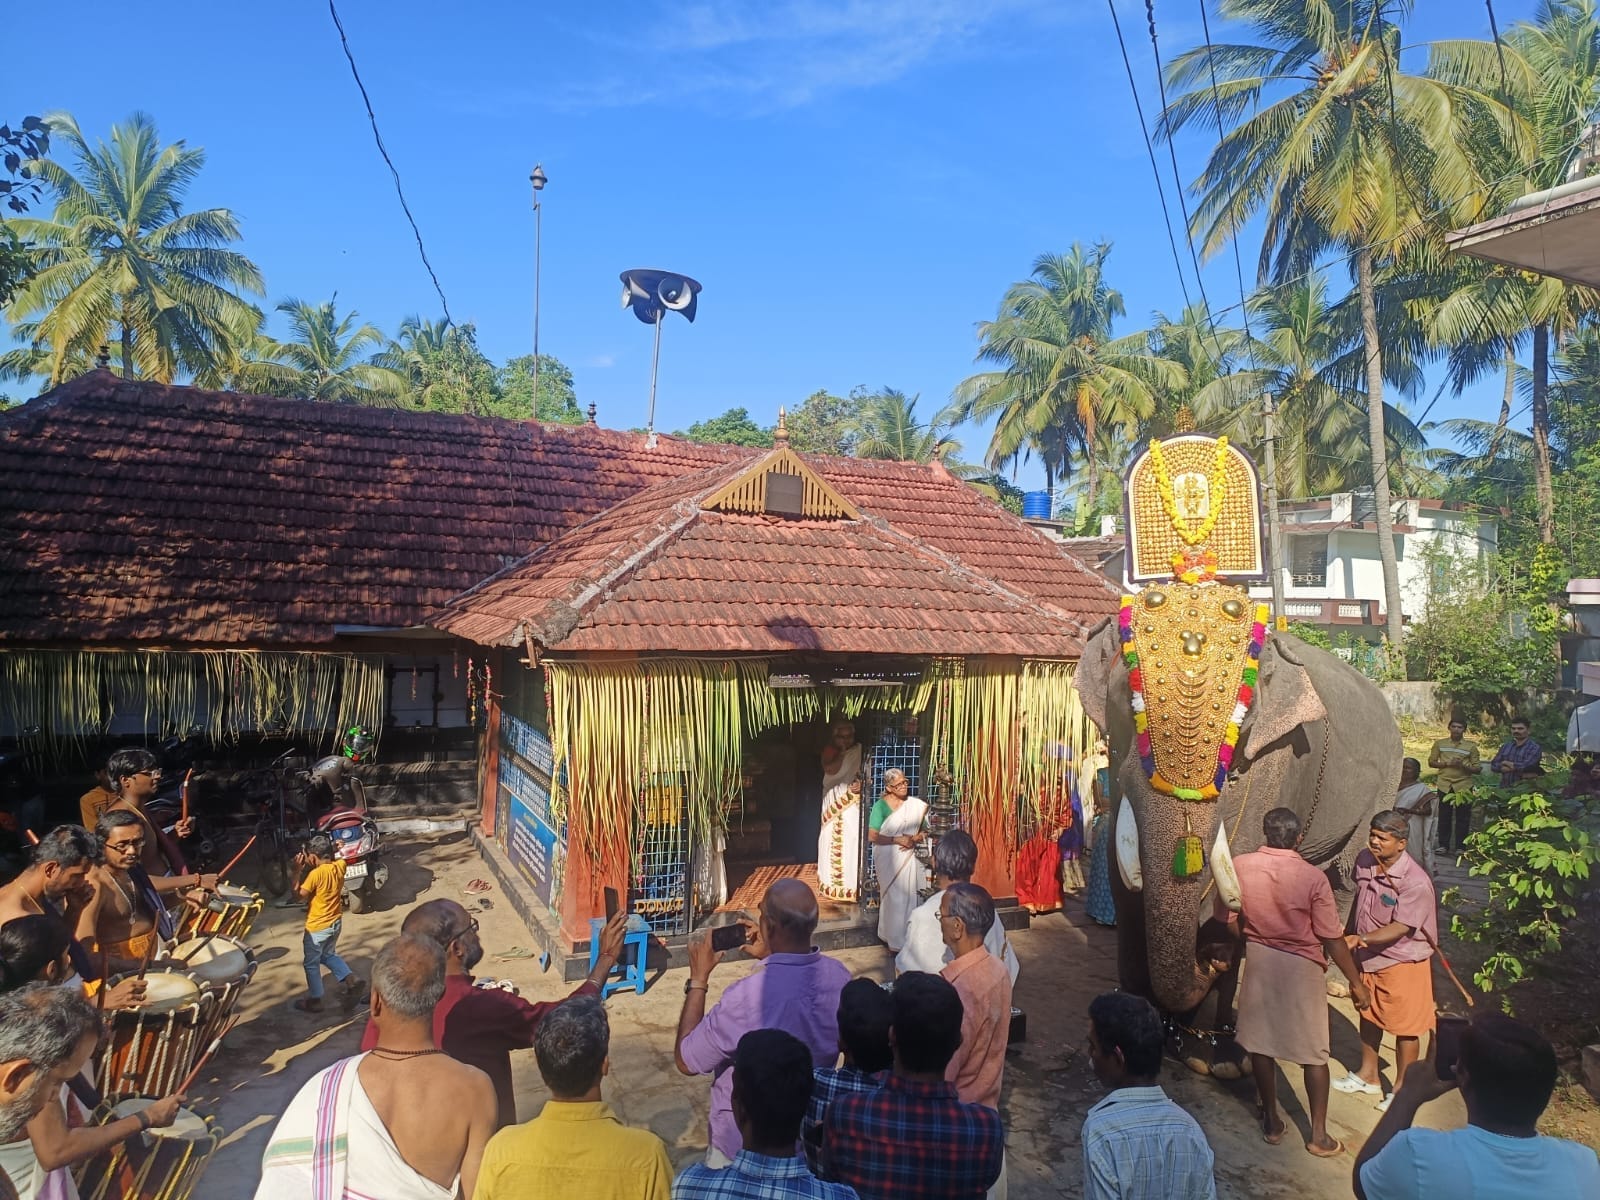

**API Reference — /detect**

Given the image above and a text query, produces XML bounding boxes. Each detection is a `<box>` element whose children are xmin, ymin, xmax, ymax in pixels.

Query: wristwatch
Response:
<box><xmin>684</xmin><ymin>978</ymin><xmax>708</xmax><ymax>996</ymax></box>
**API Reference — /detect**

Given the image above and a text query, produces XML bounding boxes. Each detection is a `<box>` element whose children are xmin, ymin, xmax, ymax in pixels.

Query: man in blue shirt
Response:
<box><xmin>674</xmin><ymin>1029</ymin><xmax>857</xmax><ymax>1200</ymax></box>
<box><xmin>1354</xmin><ymin>1012</ymin><xmax>1599</xmax><ymax>1200</ymax></box>
<box><xmin>1488</xmin><ymin>718</ymin><xmax>1542</xmax><ymax>787</ymax></box>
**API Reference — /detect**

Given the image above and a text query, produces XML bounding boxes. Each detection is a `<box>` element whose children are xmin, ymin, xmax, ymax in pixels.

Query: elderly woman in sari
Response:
<box><xmin>868</xmin><ymin>769</ymin><xmax>928</xmax><ymax>951</ymax></box>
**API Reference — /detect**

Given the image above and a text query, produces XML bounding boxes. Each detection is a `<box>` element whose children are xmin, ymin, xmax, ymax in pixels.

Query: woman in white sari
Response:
<box><xmin>869</xmin><ymin>769</ymin><xmax>928</xmax><ymax>951</ymax></box>
<box><xmin>816</xmin><ymin>722</ymin><xmax>864</xmax><ymax>901</ymax></box>
<box><xmin>1394</xmin><ymin>757</ymin><xmax>1438</xmax><ymax>876</ymax></box>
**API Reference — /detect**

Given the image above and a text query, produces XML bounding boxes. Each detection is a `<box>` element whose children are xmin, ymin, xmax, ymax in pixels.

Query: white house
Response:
<box><xmin>1054</xmin><ymin>494</ymin><xmax>1499</xmax><ymax>637</ymax></box>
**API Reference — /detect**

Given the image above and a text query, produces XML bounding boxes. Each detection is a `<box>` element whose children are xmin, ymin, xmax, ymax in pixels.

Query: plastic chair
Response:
<box><xmin>587</xmin><ymin>914</ymin><xmax>652</xmax><ymax>997</ymax></box>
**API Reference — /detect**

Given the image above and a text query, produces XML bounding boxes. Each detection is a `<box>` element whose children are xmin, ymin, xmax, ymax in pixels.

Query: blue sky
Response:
<box><xmin>11</xmin><ymin>0</ymin><xmax>1543</xmax><ymax>491</ymax></box>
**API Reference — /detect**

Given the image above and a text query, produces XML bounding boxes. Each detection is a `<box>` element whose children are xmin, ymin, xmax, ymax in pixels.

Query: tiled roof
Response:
<box><xmin>0</xmin><ymin>372</ymin><xmax>743</xmax><ymax>644</ymax></box>
<box><xmin>1</xmin><ymin>373</ymin><xmax>1120</xmax><ymax>654</ymax></box>
<box><xmin>436</xmin><ymin>459</ymin><xmax>1102</xmax><ymax>656</ymax></box>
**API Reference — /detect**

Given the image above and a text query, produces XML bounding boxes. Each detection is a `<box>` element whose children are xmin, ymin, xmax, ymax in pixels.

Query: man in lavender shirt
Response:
<box><xmin>675</xmin><ymin>878</ymin><xmax>851</xmax><ymax>1167</ymax></box>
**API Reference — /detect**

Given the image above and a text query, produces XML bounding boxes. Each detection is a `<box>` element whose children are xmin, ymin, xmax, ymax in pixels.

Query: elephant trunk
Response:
<box><xmin>1122</xmin><ymin>794</ymin><xmax>1225</xmax><ymax>1014</ymax></box>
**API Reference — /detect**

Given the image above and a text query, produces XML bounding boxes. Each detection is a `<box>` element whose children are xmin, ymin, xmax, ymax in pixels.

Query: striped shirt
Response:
<box><xmin>1081</xmin><ymin>1085</ymin><xmax>1217</xmax><ymax>1200</ymax></box>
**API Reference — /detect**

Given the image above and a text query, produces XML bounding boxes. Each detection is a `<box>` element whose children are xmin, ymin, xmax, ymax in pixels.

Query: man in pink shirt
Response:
<box><xmin>939</xmin><ymin>882</ymin><xmax>1012</xmax><ymax>1199</ymax></box>
<box><xmin>1227</xmin><ymin>808</ymin><xmax>1370</xmax><ymax>1156</ymax></box>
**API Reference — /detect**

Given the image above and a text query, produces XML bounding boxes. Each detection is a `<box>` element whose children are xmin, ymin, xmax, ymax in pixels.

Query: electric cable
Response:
<box><xmin>327</xmin><ymin>0</ymin><xmax>454</xmax><ymax>325</ymax></box>
<box><xmin>1106</xmin><ymin>0</ymin><xmax>1197</xmax><ymax>315</ymax></box>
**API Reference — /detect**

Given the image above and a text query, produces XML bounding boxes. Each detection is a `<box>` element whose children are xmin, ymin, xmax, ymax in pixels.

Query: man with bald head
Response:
<box><xmin>676</xmin><ymin>877</ymin><xmax>851</xmax><ymax>1167</ymax></box>
<box><xmin>361</xmin><ymin>898</ymin><xmax>629</xmax><ymax>1129</ymax></box>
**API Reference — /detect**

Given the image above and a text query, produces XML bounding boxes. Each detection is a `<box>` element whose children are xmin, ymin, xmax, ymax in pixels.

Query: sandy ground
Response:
<box><xmin>189</xmin><ymin>833</ymin><xmax>1470</xmax><ymax>1199</ymax></box>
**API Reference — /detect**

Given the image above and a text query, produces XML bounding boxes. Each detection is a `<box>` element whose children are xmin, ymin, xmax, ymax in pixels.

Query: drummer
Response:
<box><xmin>0</xmin><ymin>827</ymin><xmax>101</xmax><ymax>986</ymax></box>
<box><xmin>102</xmin><ymin>750</ymin><xmax>207</xmax><ymax>887</ymax></box>
<box><xmin>78</xmin><ymin>812</ymin><xmax>210</xmax><ymax>974</ymax></box>
<box><xmin>0</xmin><ymin>916</ymin><xmax>145</xmax><ymax>1010</ymax></box>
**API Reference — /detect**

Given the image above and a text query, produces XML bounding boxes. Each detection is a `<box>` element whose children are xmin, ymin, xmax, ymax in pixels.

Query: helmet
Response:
<box><xmin>341</xmin><ymin>727</ymin><xmax>374</xmax><ymax>763</ymax></box>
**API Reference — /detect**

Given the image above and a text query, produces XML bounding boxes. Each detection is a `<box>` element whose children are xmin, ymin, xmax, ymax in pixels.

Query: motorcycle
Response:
<box><xmin>307</xmin><ymin>729</ymin><xmax>387</xmax><ymax>913</ymax></box>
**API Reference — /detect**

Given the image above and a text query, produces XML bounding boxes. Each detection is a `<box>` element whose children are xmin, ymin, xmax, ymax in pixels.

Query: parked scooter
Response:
<box><xmin>307</xmin><ymin>728</ymin><xmax>387</xmax><ymax>912</ymax></box>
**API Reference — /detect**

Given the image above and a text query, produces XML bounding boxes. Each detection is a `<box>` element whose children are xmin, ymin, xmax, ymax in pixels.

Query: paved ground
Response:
<box><xmin>192</xmin><ymin>834</ymin><xmax>1469</xmax><ymax>1199</ymax></box>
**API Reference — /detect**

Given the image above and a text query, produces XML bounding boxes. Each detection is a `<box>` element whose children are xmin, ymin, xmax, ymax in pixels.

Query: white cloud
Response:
<box><xmin>550</xmin><ymin>0</ymin><xmax>1074</xmax><ymax>113</ymax></box>
<box><xmin>586</xmin><ymin>353</ymin><xmax>616</xmax><ymax>369</ymax></box>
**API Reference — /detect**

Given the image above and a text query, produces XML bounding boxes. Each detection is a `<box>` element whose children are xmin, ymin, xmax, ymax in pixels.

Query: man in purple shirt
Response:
<box><xmin>1333</xmin><ymin>810</ymin><xmax>1438</xmax><ymax>1112</ymax></box>
<box><xmin>676</xmin><ymin>878</ymin><xmax>851</xmax><ymax>1167</ymax></box>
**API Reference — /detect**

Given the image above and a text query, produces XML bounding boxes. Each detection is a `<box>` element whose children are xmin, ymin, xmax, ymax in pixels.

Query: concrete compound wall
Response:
<box><xmin>1380</xmin><ymin>680</ymin><xmax>1451</xmax><ymax>724</ymax></box>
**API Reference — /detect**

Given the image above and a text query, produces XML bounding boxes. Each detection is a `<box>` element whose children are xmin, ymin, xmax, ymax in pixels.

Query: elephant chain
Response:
<box><xmin>1300</xmin><ymin>726</ymin><xmax>1333</xmax><ymax>842</ymax></box>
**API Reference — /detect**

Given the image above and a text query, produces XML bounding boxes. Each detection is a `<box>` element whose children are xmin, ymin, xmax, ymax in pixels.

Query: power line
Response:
<box><xmin>1194</xmin><ymin>0</ymin><xmax>1260</xmax><ymax>361</ymax></box>
<box><xmin>1105</xmin><ymin>0</ymin><xmax>1197</xmax><ymax>316</ymax></box>
<box><xmin>1141</xmin><ymin>1</ymin><xmax>1221</xmax><ymax>342</ymax></box>
<box><xmin>327</xmin><ymin>0</ymin><xmax>454</xmax><ymax>325</ymax></box>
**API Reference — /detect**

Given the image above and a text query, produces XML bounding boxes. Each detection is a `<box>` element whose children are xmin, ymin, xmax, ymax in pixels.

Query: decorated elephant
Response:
<box><xmin>1075</xmin><ymin>611</ymin><xmax>1402</xmax><ymax>1073</ymax></box>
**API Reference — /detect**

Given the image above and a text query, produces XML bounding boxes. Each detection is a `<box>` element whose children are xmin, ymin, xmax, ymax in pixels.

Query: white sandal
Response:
<box><xmin>1332</xmin><ymin>1072</ymin><xmax>1383</xmax><ymax>1096</ymax></box>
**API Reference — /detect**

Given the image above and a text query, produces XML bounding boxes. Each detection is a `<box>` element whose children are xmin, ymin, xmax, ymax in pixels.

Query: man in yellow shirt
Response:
<box><xmin>294</xmin><ymin>834</ymin><xmax>365</xmax><ymax>1014</ymax></box>
<box><xmin>1429</xmin><ymin>718</ymin><xmax>1482</xmax><ymax>854</ymax></box>
<box><xmin>475</xmin><ymin>995</ymin><xmax>672</xmax><ymax>1199</ymax></box>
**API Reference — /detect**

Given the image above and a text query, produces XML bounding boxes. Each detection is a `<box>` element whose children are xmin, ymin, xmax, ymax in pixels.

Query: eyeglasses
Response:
<box><xmin>438</xmin><ymin>916</ymin><xmax>479</xmax><ymax>945</ymax></box>
<box><xmin>107</xmin><ymin>839</ymin><xmax>146</xmax><ymax>854</ymax></box>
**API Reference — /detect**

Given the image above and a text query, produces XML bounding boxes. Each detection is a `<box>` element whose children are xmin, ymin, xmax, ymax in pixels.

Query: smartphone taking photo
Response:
<box><xmin>709</xmin><ymin>923</ymin><xmax>749</xmax><ymax>954</ymax></box>
<box><xmin>1435</xmin><ymin>1014</ymin><xmax>1469</xmax><ymax>1080</ymax></box>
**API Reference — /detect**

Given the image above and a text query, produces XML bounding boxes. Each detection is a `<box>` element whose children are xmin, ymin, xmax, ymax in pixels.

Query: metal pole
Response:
<box><xmin>646</xmin><ymin>309</ymin><xmax>664</xmax><ymax>445</ymax></box>
<box><xmin>1261</xmin><ymin>392</ymin><xmax>1286</xmax><ymax>628</ymax></box>
<box><xmin>530</xmin><ymin>163</ymin><xmax>547</xmax><ymax>417</ymax></box>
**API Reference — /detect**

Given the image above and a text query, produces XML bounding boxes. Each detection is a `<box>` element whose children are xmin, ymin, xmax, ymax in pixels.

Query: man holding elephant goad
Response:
<box><xmin>1225</xmin><ymin>808</ymin><xmax>1370</xmax><ymax>1157</ymax></box>
<box><xmin>1333</xmin><ymin>811</ymin><xmax>1437</xmax><ymax>1111</ymax></box>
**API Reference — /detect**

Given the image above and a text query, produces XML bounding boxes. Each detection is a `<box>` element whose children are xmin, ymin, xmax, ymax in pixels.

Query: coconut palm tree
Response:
<box><xmin>1426</xmin><ymin>0</ymin><xmax>1600</xmax><ymax>543</ymax></box>
<box><xmin>237</xmin><ymin>297</ymin><xmax>406</xmax><ymax>405</ymax></box>
<box><xmin>1162</xmin><ymin>0</ymin><xmax>1490</xmax><ymax>649</ymax></box>
<box><xmin>4</xmin><ymin>112</ymin><xmax>263</xmax><ymax>385</ymax></box>
<box><xmin>852</xmin><ymin>388</ymin><xmax>962</xmax><ymax>463</ymax></box>
<box><xmin>1191</xmin><ymin>275</ymin><xmax>1428</xmax><ymax>498</ymax></box>
<box><xmin>950</xmin><ymin>243</ymin><xmax>1183</xmax><ymax>510</ymax></box>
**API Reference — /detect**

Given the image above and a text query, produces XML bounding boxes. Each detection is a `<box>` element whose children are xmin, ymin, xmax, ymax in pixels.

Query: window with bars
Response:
<box><xmin>632</xmin><ymin>774</ymin><xmax>692</xmax><ymax>936</ymax></box>
<box><xmin>1289</xmin><ymin>535</ymin><xmax>1329</xmax><ymax>587</ymax></box>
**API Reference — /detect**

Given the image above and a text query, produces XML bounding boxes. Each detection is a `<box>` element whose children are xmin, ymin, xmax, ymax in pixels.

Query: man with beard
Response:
<box><xmin>360</xmin><ymin>899</ymin><xmax>630</xmax><ymax>1129</ymax></box>
<box><xmin>0</xmin><ymin>984</ymin><xmax>125</xmax><ymax>1200</ymax></box>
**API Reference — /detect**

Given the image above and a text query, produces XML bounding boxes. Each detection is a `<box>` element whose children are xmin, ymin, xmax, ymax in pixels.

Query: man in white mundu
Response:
<box><xmin>255</xmin><ymin>934</ymin><xmax>497</xmax><ymax>1200</ymax></box>
<box><xmin>816</xmin><ymin>721</ymin><xmax>864</xmax><ymax>901</ymax></box>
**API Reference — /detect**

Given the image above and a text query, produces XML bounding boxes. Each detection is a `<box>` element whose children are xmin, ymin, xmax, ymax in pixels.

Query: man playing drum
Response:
<box><xmin>77</xmin><ymin>812</ymin><xmax>204</xmax><ymax>974</ymax></box>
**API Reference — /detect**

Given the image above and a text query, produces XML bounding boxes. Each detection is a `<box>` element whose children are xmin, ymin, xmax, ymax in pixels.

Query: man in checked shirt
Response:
<box><xmin>820</xmin><ymin>972</ymin><xmax>1003</xmax><ymax>1200</ymax></box>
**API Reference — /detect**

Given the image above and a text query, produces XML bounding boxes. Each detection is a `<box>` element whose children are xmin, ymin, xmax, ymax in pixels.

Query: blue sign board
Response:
<box><xmin>499</xmin><ymin>714</ymin><xmax>563</xmax><ymax>906</ymax></box>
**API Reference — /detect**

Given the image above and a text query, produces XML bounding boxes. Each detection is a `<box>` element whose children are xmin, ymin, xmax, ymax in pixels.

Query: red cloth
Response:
<box><xmin>1231</xmin><ymin>846</ymin><xmax>1342</xmax><ymax>965</ymax></box>
<box><xmin>1015</xmin><ymin>832</ymin><xmax>1062</xmax><ymax>911</ymax></box>
<box><xmin>361</xmin><ymin>973</ymin><xmax>600</xmax><ymax>1128</ymax></box>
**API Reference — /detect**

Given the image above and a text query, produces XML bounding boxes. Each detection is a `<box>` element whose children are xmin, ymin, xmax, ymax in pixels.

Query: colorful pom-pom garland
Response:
<box><xmin>1119</xmin><ymin>595</ymin><xmax>1269</xmax><ymax>802</ymax></box>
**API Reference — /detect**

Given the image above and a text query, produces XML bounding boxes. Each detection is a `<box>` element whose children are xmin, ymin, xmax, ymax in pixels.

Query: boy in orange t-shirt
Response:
<box><xmin>293</xmin><ymin>834</ymin><xmax>365</xmax><ymax>1013</ymax></box>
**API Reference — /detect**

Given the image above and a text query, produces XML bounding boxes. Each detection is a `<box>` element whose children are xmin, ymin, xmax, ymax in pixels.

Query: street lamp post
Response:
<box><xmin>530</xmin><ymin>163</ymin><xmax>547</xmax><ymax>417</ymax></box>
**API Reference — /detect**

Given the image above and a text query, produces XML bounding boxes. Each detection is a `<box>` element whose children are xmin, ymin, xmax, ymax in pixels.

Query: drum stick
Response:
<box><xmin>180</xmin><ymin>769</ymin><xmax>192</xmax><ymax>825</ymax></box>
<box><xmin>177</xmin><ymin>929</ymin><xmax>222</xmax><ymax>963</ymax></box>
<box><xmin>136</xmin><ymin>933</ymin><xmax>159</xmax><ymax>981</ymax></box>
<box><xmin>23</xmin><ymin>830</ymin><xmax>38</xmax><ymax>845</ymax></box>
<box><xmin>96</xmin><ymin>950</ymin><xmax>109</xmax><ymax>1012</ymax></box>
<box><xmin>176</xmin><ymin>1016</ymin><xmax>238</xmax><ymax>1095</ymax></box>
<box><xmin>216</xmin><ymin>835</ymin><xmax>257</xmax><ymax>885</ymax></box>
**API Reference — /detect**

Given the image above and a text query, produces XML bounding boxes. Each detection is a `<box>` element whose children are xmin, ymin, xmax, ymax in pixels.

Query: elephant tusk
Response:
<box><xmin>1211</xmin><ymin>821</ymin><xmax>1242</xmax><ymax>912</ymax></box>
<box><xmin>1115</xmin><ymin>796</ymin><xmax>1143</xmax><ymax>893</ymax></box>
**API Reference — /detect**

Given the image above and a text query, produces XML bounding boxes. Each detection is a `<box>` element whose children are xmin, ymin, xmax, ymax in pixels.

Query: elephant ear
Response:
<box><xmin>1242</xmin><ymin>635</ymin><xmax>1327</xmax><ymax>759</ymax></box>
<box><xmin>1073</xmin><ymin>616</ymin><xmax>1121</xmax><ymax>735</ymax></box>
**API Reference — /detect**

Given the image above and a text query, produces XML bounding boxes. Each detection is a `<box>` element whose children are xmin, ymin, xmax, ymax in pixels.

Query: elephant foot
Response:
<box><xmin>1211</xmin><ymin>1053</ymin><xmax>1249</xmax><ymax>1082</ymax></box>
<box><xmin>1181</xmin><ymin>1051</ymin><xmax>1213</xmax><ymax>1076</ymax></box>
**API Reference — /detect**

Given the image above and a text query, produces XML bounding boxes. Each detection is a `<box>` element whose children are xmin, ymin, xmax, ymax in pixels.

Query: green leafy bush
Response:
<box><xmin>1442</xmin><ymin>782</ymin><xmax>1598</xmax><ymax>997</ymax></box>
